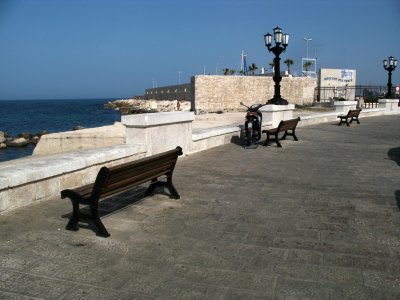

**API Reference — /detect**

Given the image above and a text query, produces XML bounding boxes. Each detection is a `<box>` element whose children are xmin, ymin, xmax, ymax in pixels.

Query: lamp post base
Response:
<box><xmin>267</xmin><ymin>97</ymin><xmax>289</xmax><ymax>105</ymax></box>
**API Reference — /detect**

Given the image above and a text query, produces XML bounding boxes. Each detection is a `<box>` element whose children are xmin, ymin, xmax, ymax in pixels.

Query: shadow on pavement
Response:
<box><xmin>388</xmin><ymin>147</ymin><xmax>400</xmax><ymax>166</ymax></box>
<box><xmin>60</xmin><ymin>186</ymin><xmax>160</xmax><ymax>236</ymax></box>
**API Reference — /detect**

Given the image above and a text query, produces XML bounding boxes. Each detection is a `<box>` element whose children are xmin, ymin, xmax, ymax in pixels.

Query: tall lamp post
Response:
<box><xmin>264</xmin><ymin>27</ymin><xmax>289</xmax><ymax>105</ymax></box>
<box><xmin>383</xmin><ymin>56</ymin><xmax>397</xmax><ymax>98</ymax></box>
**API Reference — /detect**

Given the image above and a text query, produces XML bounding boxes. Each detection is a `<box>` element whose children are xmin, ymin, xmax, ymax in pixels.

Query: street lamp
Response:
<box><xmin>383</xmin><ymin>56</ymin><xmax>397</xmax><ymax>98</ymax></box>
<box><xmin>264</xmin><ymin>26</ymin><xmax>290</xmax><ymax>105</ymax></box>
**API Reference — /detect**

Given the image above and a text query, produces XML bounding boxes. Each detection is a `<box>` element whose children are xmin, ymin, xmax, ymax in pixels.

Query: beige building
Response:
<box><xmin>318</xmin><ymin>68</ymin><xmax>357</xmax><ymax>101</ymax></box>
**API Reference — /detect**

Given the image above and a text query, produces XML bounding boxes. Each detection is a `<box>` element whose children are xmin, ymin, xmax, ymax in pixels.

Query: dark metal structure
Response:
<box><xmin>264</xmin><ymin>27</ymin><xmax>289</xmax><ymax>105</ymax></box>
<box><xmin>316</xmin><ymin>85</ymin><xmax>398</xmax><ymax>103</ymax></box>
<box><xmin>383</xmin><ymin>56</ymin><xmax>397</xmax><ymax>98</ymax></box>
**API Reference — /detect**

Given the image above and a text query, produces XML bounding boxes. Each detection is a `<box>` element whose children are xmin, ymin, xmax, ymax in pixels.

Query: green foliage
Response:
<box><xmin>223</xmin><ymin>68</ymin><xmax>236</xmax><ymax>75</ymax></box>
<box><xmin>284</xmin><ymin>58</ymin><xmax>294</xmax><ymax>74</ymax></box>
<box><xmin>303</xmin><ymin>61</ymin><xmax>313</xmax><ymax>71</ymax></box>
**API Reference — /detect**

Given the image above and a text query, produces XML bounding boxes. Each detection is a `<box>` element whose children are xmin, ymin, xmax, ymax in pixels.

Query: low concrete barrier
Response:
<box><xmin>1</xmin><ymin>103</ymin><xmax>399</xmax><ymax>213</ymax></box>
<box><xmin>0</xmin><ymin>144</ymin><xmax>147</xmax><ymax>213</ymax></box>
<box><xmin>33</xmin><ymin>123</ymin><xmax>126</xmax><ymax>156</ymax></box>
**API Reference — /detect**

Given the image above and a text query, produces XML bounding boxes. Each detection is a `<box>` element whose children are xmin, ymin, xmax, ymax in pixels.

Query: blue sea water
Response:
<box><xmin>0</xmin><ymin>99</ymin><xmax>121</xmax><ymax>162</ymax></box>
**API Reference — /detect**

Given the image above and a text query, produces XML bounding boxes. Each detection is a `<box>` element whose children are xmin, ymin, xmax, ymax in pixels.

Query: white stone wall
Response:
<box><xmin>192</xmin><ymin>75</ymin><xmax>317</xmax><ymax>113</ymax></box>
<box><xmin>33</xmin><ymin>123</ymin><xmax>126</xmax><ymax>156</ymax></box>
<box><xmin>0</xmin><ymin>145</ymin><xmax>147</xmax><ymax>213</ymax></box>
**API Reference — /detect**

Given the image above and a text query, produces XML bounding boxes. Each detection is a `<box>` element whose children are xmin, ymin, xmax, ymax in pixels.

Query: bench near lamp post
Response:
<box><xmin>383</xmin><ymin>56</ymin><xmax>397</xmax><ymax>98</ymax></box>
<box><xmin>264</xmin><ymin>27</ymin><xmax>289</xmax><ymax>105</ymax></box>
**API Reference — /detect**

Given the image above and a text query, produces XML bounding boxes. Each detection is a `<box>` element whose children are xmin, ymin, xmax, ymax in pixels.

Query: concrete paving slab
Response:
<box><xmin>0</xmin><ymin>115</ymin><xmax>399</xmax><ymax>299</ymax></box>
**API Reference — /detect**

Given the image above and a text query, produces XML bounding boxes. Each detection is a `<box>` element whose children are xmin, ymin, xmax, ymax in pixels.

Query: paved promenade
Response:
<box><xmin>1</xmin><ymin>115</ymin><xmax>399</xmax><ymax>299</ymax></box>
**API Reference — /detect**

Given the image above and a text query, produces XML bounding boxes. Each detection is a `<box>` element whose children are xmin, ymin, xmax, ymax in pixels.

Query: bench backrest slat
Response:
<box><xmin>104</xmin><ymin>164</ymin><xmax>175</xmax><ymax>193</ymax></box>
<box><xmin>347</xmin><ymin>109</ymin><xmax>361</xmax><ymax>117</ymax></box>
<box><xmin>106</xmin><ymin>157</ymin><xmax>176</xmax><ymax>183</ymax></box>
<box><xmin>90</xmin><ymin>146</ymin><xmax>182</xmax><ymax>200</ymax></box>
<box><xmin>277</xmin><ymin>117</ymin><xmax>300</xmax><ymax>132</ymax></box>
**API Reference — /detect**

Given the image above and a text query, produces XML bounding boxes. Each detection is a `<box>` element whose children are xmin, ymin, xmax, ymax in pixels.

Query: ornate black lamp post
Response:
<box><xmin>383</xmin><ymin>56</ymin><xmax>397</xmax><ymax>98</ymax></box>
<box><xmin>264</xmin><ymin>27</ymin><xmax>289</xmax><ymax>105</ymax></box>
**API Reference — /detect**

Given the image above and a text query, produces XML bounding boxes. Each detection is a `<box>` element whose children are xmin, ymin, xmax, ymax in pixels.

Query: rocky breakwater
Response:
<box><xmin>105</xmin><ymin>99</ymin><xmax>191</xmax><ymax>115</ymax></box>
<box><xmin>0</xmin><ymin>130</ymin><xmax>48</xmax><ymax>149</ymax></box>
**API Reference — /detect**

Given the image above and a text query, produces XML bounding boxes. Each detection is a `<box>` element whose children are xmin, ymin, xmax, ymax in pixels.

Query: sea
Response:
<box><xmin>0</xmin><ymin>99</ymin><xmax>121</xmax><ymax>162</ymax></box>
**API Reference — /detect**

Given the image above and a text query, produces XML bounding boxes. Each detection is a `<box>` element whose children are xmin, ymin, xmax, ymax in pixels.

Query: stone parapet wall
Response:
<box><xmin>142</xmin><ymin>76</ymin><xmax>317</xmax><ymax>114</ymax></box>
<box><xmin>33</xmin><ymin>123</ymin><xmax>126</xmax><ymax>156</ymax></box>
<box><xmin>0</xmin><ymin>144</ymin><xmax>147</xmax><ymax>213</ymax></box>
<box><xmin>192</xmin><ymin>75</ymin><xmax>317</xmax><ymax>113</ymax></box>
<box><xmin>144</xmin><ymin>84</ymin><xmax>192</xmax><ymax>101</ymax></box>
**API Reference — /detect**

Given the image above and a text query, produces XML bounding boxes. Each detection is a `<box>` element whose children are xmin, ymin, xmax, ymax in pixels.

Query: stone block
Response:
<box><xmin>378</xmin><ymin>99</ymin><xmax>399</xmax><ymax>110</ymax></box>
<box><xmin>259</xmin><ymin>104</ymin><xmax>295</xmax><ymax>128</ymax></box>
<box><xmin>60</xmin><ymin>173</ymin><xmax>85</xmax><ymax>190</ymax></box>
<box><xmin>33</xmin><ymin>123</ymin><xmax>126</xmax><ymax>156</ymax></box>
<box><xmin>35</xmin><ymin>178</ymin><xmax>60</xmax><ymax>201</ymax></box>
<box><xmin>334</xmin><ymin>101</ymin><xmax>357</xmax><ymax>113</ymax></box>
<box><xmin>0</xmin><ymin>190</ymin><xmax>10</xmax><ymax>212</ymax></box>
<box><xmin>123</xmin><ymin>112</ymin><xmax>194</xmax><ymax>156</ymax></box>
<box><xmin>8</xmin><ymin>184</ymin><xmax>36</xmax><ymax>210</ymax></box>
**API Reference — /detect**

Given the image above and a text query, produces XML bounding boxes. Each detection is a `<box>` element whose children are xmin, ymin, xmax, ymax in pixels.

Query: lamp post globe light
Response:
<box><xmin>264</xmin><ymin>26</ymin><xmax>289</xmax><ymax>105</ymax></box>
<box><xmin>383</xmin><ymin>56</ymin><xmax>398</xmax><ymax>98</ymax></box>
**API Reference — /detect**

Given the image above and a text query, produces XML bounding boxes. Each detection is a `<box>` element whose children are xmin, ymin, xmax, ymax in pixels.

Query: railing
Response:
<box><xmin>363</xmin><ymin>102</ymin><xmax>379</xmax><ymax>109</ymax></box>
<box><xmin>315</xmin><ymin>85</ymin><xmax>398</xmax><ymax>103</ymax></box>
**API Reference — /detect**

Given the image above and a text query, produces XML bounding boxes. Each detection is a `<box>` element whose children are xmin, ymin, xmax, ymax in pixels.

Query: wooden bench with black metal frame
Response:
<box><xmin>262</xmin><ymin>117</ymin><xmax>300</xmax><ymax>148</ymax></box>
<box><xmin>337</xmin><ymin>109</ymin><xmax>361</xmax><ymax>126</ymax></box>
<box><xmin>61</xmin><ymin>146</ymin><xmax>183</xmax><ymax>237</ymax></box>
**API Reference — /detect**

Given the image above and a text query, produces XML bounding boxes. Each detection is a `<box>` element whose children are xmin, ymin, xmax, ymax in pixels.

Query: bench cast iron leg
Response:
<box><xmin>166</xmin><ymin>176</ymin><xmax>180</xmax><ymax>199</ymax></box>
<box><xmin>292</xmin><ymin>130</ymin><xmax>299</xmax><ymax>141</ymax></box>
<box><xmin>263</xmin><ymin>133</ymin><xmax>271</xmax><ymax>146</ymax></box>
<box><xmin>90</xmin><ymin>202</ymin><xmax>110</xmax><ymax>237</ymax></box>
<box><xmin>145</xmin><ymin>176</ymin><xmax>180</xmax><ymax>199</ymax></box>
<box><xmin>275</xmin><ymin>133</ymin><xmax>282</xmax><ymax>147</ymax></box>
<box><xmin>144</xmin><ymin>178</ymin><xmax>158</xmax><ymax>197</ymax></box>
<box><xmin>66</xmin><ymin>200</ymin><xmax>80</xmax><ymax>231</ymax></box>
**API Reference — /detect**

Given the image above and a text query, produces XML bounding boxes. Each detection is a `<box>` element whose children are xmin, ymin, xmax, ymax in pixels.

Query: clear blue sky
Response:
<box><xmin>0</xmin><ymin>0</ymin><xmax>399</xmax><ymax>100</ymax></box>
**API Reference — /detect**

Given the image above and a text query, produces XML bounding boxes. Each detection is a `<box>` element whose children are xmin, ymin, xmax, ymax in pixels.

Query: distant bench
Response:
<box><xmin>61</xmin><ymin>146</ymin><xmax>183</xmax><ymax>237</ymax></box>
<box><xmin>262</xmin><ymin>117</ymin><xmax>300</xmax><ymax>147</ymax></box>
<box><xmin>337</xmin><ymin>109</ymin><xmax>361</xmax><ymax>126</ymax></box>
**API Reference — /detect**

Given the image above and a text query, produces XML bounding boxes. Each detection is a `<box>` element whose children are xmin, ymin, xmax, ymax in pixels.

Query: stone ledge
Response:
<box><xmin>0</xmin><ymin>144</ymin><xmax>147</xmax><ymax>190</ymax></box>
<box><xmin>298</xmin><ymin>108</ymin><xmax>397</xmax><ymax>127</ymax></box>
<box><xmin>122</xmin><ymin>111</ymin><xmax>195</xmax><ymax>127</ymax></box>
<box><xmin>192</xmin><ymin>122</ymin><xmax>273</xmax><ymax>141</ymax></box>
<box><xmin>192</xmin><ymin>125</ymin><xmax>241</xmax><ymax>141</ymax></box>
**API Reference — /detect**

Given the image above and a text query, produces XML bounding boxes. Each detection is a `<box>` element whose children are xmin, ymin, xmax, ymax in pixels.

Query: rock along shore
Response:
<box><xmin>105</xmin><ymin>98</ymin><xmax>191</xmax><ymax>115</ymax></box>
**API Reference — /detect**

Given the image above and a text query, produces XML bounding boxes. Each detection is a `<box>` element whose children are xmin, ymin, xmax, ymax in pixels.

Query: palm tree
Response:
<box><xmin>284</xmin><ymin>58</ymin><xmax>294</xmax><ymax>74</ymax></box>
<box><xmin>303</xmin><ymin>61</ymin><xmax>313</xmax><ymax>72</ymax></box>
<box><xmin>223</xmin><ymin>68</ymin><xmax>235</xmax><ymax>75</ymax></box>
<box><xmin>269</xmin><ymin>61</ymin><xmax>275</xmax><ymax>73</ymax></box>
<box><xmin>248</xmin><ymin>63</ymin><xmax>258</xmax><ymax>75</ymax></box>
